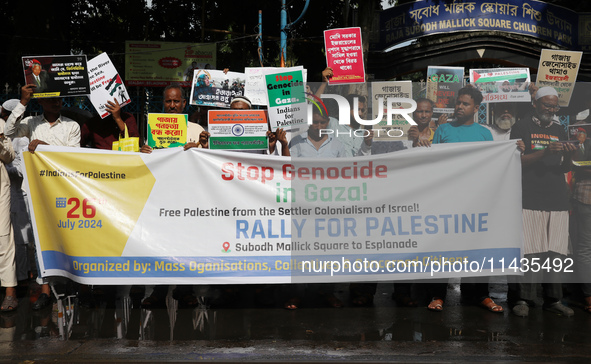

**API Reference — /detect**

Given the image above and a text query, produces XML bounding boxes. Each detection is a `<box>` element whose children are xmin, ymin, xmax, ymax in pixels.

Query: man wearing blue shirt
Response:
<box><xmin>428</xmin><ymin>85</ymin><xmax>502</xmax><ymax>313</ymax></box>
<box><xmin>433</xmin><ymin>86</ymin><xmax>493</xmax><ymax>144</ymax></box>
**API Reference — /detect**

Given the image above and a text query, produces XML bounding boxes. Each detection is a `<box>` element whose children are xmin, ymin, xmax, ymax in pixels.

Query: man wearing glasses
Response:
<box><xmin>509</xmin><ymin>86</ymin><xmax>577</xmax><ymax>317</ymax></box>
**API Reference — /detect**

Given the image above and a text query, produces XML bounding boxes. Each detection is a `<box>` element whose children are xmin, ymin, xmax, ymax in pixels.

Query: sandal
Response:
<box><xmin>1</xmin><ymin>295</ymin><xmax>18</xmax><ymax>312</ymax></box>
<box><xmin>284</xmin><ymin>297</ymin><xmax>301</xmax><ymax>310</ymax></box>
<box><xmin>480</xmin><ymin>297</ymin><xmax>504</xmax><ymax>313</ymax></box>
<box><xmin>428</xmin><ymin>298</ymin><xmax>444</xmax><ymax>312</ymax></box>
<box><xmin>352</xmin><ymin>292</ymin><xmax>374</xmax><ymax>307</ymax></box>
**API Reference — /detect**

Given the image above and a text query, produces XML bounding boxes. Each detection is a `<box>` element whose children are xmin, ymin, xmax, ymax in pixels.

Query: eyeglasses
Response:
<box><xmin>540</xmin><ymin>101</ymin><xmax>560</xmax><ymax>111</ymax></box>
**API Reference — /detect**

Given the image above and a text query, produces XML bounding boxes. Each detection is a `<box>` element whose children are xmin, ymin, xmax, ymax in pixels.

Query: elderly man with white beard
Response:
<box><xmin>484</xmin><ymin>103</ymin><xmax>517</xmax><ymax>141</ymax></box>
<box><xmin>509</xmin><ymin>86</ymin><xmax>577</xmax><ymax>317</ymax></box>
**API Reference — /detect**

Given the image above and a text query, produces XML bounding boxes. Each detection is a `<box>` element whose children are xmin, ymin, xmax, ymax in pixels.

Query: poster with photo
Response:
<box><xmin>470</xmin><ymin>68</ymin><xmax>530</xmax><ymax>103</ymax></box>
<box><xmin>22</xmin><ymin>55</ymin><xmax>90</xmax><ymax>98</ymax></box>
<box><xmin>189</xmin><ymin>69</ymin><xmax>245</xmax><ymax>108</ymax></box>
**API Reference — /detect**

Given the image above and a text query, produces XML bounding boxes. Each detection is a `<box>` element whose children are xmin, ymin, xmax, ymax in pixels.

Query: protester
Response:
<box><xmin>0</xmin><ymin>103</ymin><xmax>17</xmax><ymax>312</ymax></box>
<box><xmin>429</xmin><ymin>86</ymin><xmax>503</xmax><ymax>313</ymax></box>
<box><xmin>140</xmin><ymin>83</ymin><xmax>204</xmax><ymax>154</ymax></box>
<box><xmin>4</xmin><ymin>84</ymin><xmax>81</xmax><ymax>310</ymax></box>
<box><xmin>2</xmin><ymin>99</ymin><xmax>32</xmax><ymax>285</ymax></box>
<box><xmin>81</xmin><ymin>99</ymin><xmax>139</xmax><ymax>150</ymax></box>
<box><xmin>572</xmin><ymin>126</ymin><xmax>591</xmax><ymax>314</ymax></box>
<box><xmin>509</xmin><ymin>86</ymin><xmax>576</xmax><ymax>317</ymax></box>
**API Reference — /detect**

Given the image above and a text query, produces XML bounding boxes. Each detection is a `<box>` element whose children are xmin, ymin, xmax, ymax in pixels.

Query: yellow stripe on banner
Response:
<box><xmin>24</xmin><ymin>151</ymin><xmax>156</xmax><ymax>257</ymax></box>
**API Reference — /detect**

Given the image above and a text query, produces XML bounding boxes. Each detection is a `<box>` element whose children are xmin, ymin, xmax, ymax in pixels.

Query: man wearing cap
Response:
<box><xmin>4</xmin><ymin>84</ymin><xmax>81</xmax><ymax>310</ymax></box>
<box><xmin>509</xmin><ymin>86</ymin><xmax>577</xmax><ymax>317</ymax></box>
<box><xmin>25</xmin><ymin>60</ymin><xmax>49</xmax><ymax>93</ymax></box>
<box><xmin>0</xmin><ymin>100</ymin><xmax>17</xmax><ymax>311</ymax></box>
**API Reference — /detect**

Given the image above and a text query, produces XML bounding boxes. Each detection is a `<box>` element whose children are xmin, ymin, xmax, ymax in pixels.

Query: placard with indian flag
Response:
<box><xmin>207</xmin><ymin>109</ymin><xmax>269</xmax><ymax>150</ymax></box>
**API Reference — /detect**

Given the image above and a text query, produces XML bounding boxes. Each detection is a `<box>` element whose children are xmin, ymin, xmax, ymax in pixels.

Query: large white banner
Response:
<box><xmin>23</xmin><ymin>141</ymin><xmax>523</xmax><ymax>284</ymax></box>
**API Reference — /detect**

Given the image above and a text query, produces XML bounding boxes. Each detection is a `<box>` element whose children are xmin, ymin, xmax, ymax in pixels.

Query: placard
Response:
<box><xmin>189</xmin><ymin>70</ymin><xmax>245</xmax><ymax>108</ymax></box>
<box><xmin>22</xmin><ymin>55</ymin><xmax>90</xmax><ymax>98</ymax></box>
<box><xmin>324</xmin><ymin>27</ymin><xmax>365</xmax><ymax>84</ymax></box>
<box><xmin>87</xmin><ymin>53</ymin><xmax>131</xmax><ymax>118</ymax></box>
<box><xmin>208</xmin><ymin>110</ymin><xmax>268</xmax><ymax>150</ymax></box>
<box><xmin>147</xmin><ymin>113</ymin><xmax>188</xmax><ymax>148</ymax></box>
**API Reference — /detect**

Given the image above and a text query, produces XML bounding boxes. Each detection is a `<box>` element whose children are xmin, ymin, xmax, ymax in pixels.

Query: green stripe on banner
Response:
<box><xmin>210</xmin><ymin>136</ymin><xmax>268</xmax><ymax>150</ymax></box>
<box><xmin>474</xmin><ymin>73</ymin><xmax>528</xmax><ymax>83</ymax></box>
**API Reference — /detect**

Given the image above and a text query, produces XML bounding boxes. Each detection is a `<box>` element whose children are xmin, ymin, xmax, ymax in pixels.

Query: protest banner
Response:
<box><xmin>324</xmin><ymin>27</ymin><xmax>365</xmax><ymax>84</ymax></box>
<box><xmin>265</xmin><ymin>69</ymin><xmax>307</xmax><ymax>131</ymax></box>
<box><xmin>371</xmin><ymin>81</ymin><xmax>413</xmax><ymax>141</ymax></box>
<box><xmin>469</xmin><ymin>68</ymin><xmax>531</xmax><ymax>103</ymax></box>
<box><xmin>22</xmin><ymin>55</ymin><xmax>90</xmax><ymax>98</ymax></box>
<box><xmin>189</xmin><ymin>70</ymin><xmax>245</xmax><ymax>108</ymax></box>
<box><xmin>23</xmin><ymin>142</ymin><xmax>523</xmax><ymax>285</ymax></box>
<box><xmin>147</xmin><ymin>113</ymin><xmax>188</xmax><ymax>148</ymax></box>
<box><xmin>426</xmin><ymin>66</ymin><xmax>464</xmax><ymax>115</ymax></box>
<box><xmin>125</xmin><ymin>41</ymin><xmax>216</xmax><ymax>87</ymax></box>
<box><xmin>537</xmin><ymin>49</ymin><xmax>583</xmax><ymax>107</ymax></box>
<box><xmin>87</xmin><ymin>53</ymin><xmax>131</xmax><ymax>118</ymax></box>
<box><xmin>208</xmin><ymin>110</ymin><xmax>269</xmax><ymax>150</ymax></box>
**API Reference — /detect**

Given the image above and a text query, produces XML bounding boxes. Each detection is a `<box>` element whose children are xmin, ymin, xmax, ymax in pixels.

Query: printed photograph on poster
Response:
<box><xmin>324</xmin><ymin>27</ymin><xmax>365</xmax><ymax>85</ymax></box>
<box><xmin>470</xmin><ymin>68</ymin><xmax>530</xmax><ymax>103</ymax></box>
<box><xmin>265</xmin><ymin>69</ymin><xmax>306</xmax><ymax>131</ymax></box>
<box><xmin>22</xmin><ymin>55</ymin><xmax>90</xmax><ymax>98</ymax></box>
<box><xmin>208</xmin><ymin>110</ymin><xmax>268</xmax><ymax>150</ymax></box>
<box><xmin>570</xmin><ymin>123</ymin><xmax>591</xmax><ymax>167</ymax></box>
<box><xmin>537</xmin><ymin>49</ymin><xmax>583</xmax><ymax>107</ymax></box>
<box><xmin>87</xmin><ymin>53</ymin><xmax>131</xmax><ymax>118</ymax></box>
<box><xmin>189</xmin><ymin>69</ymin><xmax>245</xmax><ymax>108</ymax></box>
<box><xmin>147</xmin><ymin>113</ymin><xmax>188</xmax><ymax>148</ymax></box>
<box><xmin>426</xmin><ymin>66</ymin><xmax>464</xmax><ymax>115</ymax></box>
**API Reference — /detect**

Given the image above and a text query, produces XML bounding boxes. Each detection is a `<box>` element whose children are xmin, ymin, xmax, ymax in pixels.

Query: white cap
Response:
<box><xmin>535</xmin><ymin>86</ymin><xmax>558</xmax><ymax>100</ymax></box>
<box><xmin>1</xmin><ymin>99</ymin><xmax>20</xmax><ymax>112</ymax></box>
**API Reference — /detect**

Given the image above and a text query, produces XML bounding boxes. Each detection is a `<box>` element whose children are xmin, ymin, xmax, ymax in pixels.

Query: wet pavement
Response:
<box><xmin>0</xmin><ymin>279</ymin><xmax>590</xmax><ymax>363</ymax></box>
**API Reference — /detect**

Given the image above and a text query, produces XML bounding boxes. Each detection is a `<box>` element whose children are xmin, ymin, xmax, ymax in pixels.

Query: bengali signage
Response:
<box><xmin>378</xmin><ymin>0</ymin><xmax>580</xmax><ymax>50</ymax></box>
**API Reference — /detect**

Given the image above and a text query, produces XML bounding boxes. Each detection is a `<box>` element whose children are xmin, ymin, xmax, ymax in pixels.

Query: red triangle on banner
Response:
<box><xmin>472</xmin><ymin>71</ymin><xmax>481</xmax><ymax>82</ymax></box>
<box><xmin>115</xmin><ymin>74</ymin><xmax>123</xmax><ymax>84</ymax></box>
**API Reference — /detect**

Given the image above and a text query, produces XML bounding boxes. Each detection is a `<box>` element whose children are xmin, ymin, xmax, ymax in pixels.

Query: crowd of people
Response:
<box><xmin>0</xmin><ymin>65</ymin><xmax>589</xmax><ymax>321</ymax></box>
